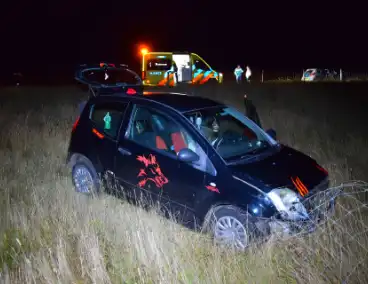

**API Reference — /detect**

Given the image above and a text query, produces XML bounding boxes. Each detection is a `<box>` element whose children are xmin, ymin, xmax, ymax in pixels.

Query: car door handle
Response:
<box><xmin>118</xmin><ymin>147</ymin><xmax>132</xmax><ymax>156</ymax></box>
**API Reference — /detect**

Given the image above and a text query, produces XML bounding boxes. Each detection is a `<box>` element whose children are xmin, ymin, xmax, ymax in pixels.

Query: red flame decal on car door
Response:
<box><xmin>136</xmin><ymin>154</ymin><xmax>169</xmax><ymax>189</ymax></box>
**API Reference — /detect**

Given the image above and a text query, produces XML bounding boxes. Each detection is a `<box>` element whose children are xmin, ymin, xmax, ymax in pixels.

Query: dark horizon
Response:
<box><xmin>2</xmin><ymin>1</ymin><xmax>367</xmax><ymax>79</ymax></box>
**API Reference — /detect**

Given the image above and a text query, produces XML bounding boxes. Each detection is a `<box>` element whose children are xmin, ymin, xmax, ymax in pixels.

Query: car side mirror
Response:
<box><xmin>266</xmin><ymin>128</ymin><xmax>277</xmax><ymax>140</ymax></box>
<box><xmin>177</xmin><ymin>148</ymin><xmax>200</xmax><ymax>163</ymax></box>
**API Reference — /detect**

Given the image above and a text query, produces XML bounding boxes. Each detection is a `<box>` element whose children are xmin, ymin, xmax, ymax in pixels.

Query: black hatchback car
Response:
<box><xmin>68</xmin><ymin>65</ymin><xmax>333</xmax><ymax>250</ymax></box>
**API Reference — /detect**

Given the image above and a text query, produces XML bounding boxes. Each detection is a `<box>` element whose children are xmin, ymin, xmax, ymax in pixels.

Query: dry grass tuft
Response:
<box><xmin>0</xmin><ymin>85</ymin><xmax>367</xmax><ymax>283</ymax></box>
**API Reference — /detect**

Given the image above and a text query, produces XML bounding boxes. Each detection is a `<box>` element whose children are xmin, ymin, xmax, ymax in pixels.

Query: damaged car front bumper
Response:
<box><xmin>255</xmin><ymin>181</ymin><xmax>341</xmax><ymax>238</ymax></box>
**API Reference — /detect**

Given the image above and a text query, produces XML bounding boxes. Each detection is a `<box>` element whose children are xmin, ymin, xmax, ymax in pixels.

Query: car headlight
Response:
<box><xmin>267</xmin><ymin>188</ymin><xmax>309</xmax><ymax>221</ymax></box>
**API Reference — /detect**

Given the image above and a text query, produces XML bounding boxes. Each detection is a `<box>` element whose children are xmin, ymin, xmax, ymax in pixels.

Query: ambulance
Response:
<box><xmin>141</xmin><ymin>51</ymin><xmax>223</xmax><ymax>87</ymax></box>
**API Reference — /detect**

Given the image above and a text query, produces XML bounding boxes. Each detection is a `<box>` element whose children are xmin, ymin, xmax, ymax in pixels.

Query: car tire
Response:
<box><xmin>202</xmin><ymin>205</ymin><xmax>258</xmax><ymax>250</ymax></box>
<box><xmin>71</xmin><ymin>155</ymin><xmax>101</xmax><ymax>196</ymax></box>
<box><xmin>206</xmin><ymin>78</ymin><xmax>218</xmax><ymax>86</ymax></box>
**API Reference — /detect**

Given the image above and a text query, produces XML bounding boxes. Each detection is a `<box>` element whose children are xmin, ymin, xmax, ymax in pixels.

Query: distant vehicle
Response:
<box><xmin>301</xmin><ymin>68</ymin><xmax>338</xmax><ymax>81</ymax></box>
<box><xmin>141</xmin><ymin>51</ymin><xmax>223</xmax><ymax>87</ymax></box>
<box><xmin>67</xmin><ymin>66</ymin><xmax>334</xmax><ymax>250</ymax></box>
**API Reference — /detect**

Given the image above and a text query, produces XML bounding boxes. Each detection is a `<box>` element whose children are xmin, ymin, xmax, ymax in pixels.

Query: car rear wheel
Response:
<box><xmin>71</xmin><ymin>156</ymin><xmax>101</xmax><ymax>196</ymax></box>
<box><xmin>203</xmin><ymin>205</ymin><xmax>257</xmax><ymax>251</ymax></box>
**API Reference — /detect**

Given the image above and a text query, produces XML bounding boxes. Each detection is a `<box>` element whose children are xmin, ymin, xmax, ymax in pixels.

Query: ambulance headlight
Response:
<box><xmin>218</xmin><ymin>73</ymin><xmax>223</xmax><ymax>83</ymax></box>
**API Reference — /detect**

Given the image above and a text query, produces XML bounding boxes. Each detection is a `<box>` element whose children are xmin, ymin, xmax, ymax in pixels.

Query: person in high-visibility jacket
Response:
<box><xmin>234</xmin><ymin>65</ymin><xmax>244</xmax><ymax>84</ymax></box>
<box><xmin>166</xmin><ymin>61</ymin><xmax>178</xmax><ymax>87</ymax></box>
<box><xmin>245</xmin><ymin>65</ymin><xmax>252</xmax><ymax>82</ymax></box>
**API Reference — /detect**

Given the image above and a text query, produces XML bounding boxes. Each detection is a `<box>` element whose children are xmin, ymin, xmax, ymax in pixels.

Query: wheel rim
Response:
<box><xmin>214</xmin><ymin>216</ymin><xmax>248</xmax><ymax>250</ymax></box>
<box><xmin>73</xmin><ymin>165</ymin><xmax>94</xmax><ymax>193</ymax></box>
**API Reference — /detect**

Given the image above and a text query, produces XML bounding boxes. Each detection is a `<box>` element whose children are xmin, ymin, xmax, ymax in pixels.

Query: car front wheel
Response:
<box><xmin>203</xmin><ymin>205</ymin><xmax>257</xmax><ymax>251</ymax></box>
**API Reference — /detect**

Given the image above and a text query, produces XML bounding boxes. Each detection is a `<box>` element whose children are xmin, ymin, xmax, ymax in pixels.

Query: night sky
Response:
<box><xmin>1</xmin><ymin>1</ymin><xmax>366</xmax><ymax>80</ymax></box>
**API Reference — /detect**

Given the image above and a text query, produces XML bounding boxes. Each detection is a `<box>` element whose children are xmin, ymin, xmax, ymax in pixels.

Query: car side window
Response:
<box><xmin>125</xmin><ymin>105</ymin><xmax>217</xmax><ymax>176</ymax></box>
<box><xmin>90</xmin><ymin>102</ymin><xmax>128</xmax><ymax>139</ymax></box>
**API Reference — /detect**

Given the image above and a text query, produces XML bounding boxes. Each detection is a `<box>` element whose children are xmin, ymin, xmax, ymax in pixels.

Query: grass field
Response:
<box><xmin>0</xmin><ymin>82</ymin><xmax>367</xmax><ymax>283</ymax></box>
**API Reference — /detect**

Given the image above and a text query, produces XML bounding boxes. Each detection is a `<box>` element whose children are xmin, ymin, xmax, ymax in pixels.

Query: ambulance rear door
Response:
<box><xmin>172</xmin><ymin>53</ymin><xmax>192</xmax><ymax>83</ymax></box>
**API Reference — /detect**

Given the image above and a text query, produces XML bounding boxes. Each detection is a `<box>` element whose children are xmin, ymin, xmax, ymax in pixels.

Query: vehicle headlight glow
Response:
<box><xmin>218</xmin><ymin>73</ymin><xmax>223</xmax><ymax>83</ymax></box>
<box><xmin>267</xmin><ymin>188</ymin><xmax>309</xmax><ymax>221</ymax></box>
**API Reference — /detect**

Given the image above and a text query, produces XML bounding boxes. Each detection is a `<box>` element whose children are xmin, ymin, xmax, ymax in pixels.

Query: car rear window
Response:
<box><xmin>147</xmin><ymin>58</ymin><xmax>172</xmax><ymax>71</ymax></box>
<box><xmin>90</xmin><ymin>102</ymin><xmax>128</xmax><ymax>139</ymax></box>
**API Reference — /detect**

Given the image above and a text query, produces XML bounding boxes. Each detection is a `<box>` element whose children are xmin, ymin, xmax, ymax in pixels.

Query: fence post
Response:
<box><xmin>261</xmin><ymin>70</ymin><xmax>264</xmax><ymax>83</ymax></box>
<box><xmin>340</xmin><ymin>68</ymin><xmax>343</xmax><ymax>81</ymax></box>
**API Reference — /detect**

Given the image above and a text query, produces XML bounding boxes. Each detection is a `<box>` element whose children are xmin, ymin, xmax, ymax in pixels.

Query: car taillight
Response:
<box><xmin>126</xmin><ymin>88</ymin><xmax>137</xmax><ymax>95</ymax></box>
<box><xmin>100</xmin><ymin>62</ymin><xmax>115</xmax><ymax>68</ymax></box>
<box><xmin>72</xmin><ymin>116</ymin><xmax>80</xmax><ymax>132</ymax></box>
<box><xmin>142</xmin><ymin>71</ymin><xmax>146</xmax><ymax>80</ymax></box>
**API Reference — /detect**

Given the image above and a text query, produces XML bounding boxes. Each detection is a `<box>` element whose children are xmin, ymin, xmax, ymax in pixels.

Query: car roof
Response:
<box><xmin>103</xmin><ymin>92</ymin><xmax>224</xmax><ymax>113</ymax></box>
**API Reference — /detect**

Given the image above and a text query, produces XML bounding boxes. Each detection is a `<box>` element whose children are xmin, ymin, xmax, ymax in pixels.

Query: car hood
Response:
<box><xmin>230</xmin><ymin>145</ymin><xmax>328</xmax><ymax>194</ymax></box>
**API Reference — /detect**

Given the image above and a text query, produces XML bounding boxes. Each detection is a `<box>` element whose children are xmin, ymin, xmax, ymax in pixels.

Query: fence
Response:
<box><xmin>258</xmin><ymin>69</ymin><xmax>368</xmax><ymax>82</ymax></box>
<box><xmin>223</xmin><ymin>69</ymin><xmax>368</xmax><ymax>83</ymax></box>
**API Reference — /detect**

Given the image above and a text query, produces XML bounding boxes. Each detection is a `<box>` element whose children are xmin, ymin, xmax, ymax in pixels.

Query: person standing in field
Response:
<box><xmin>166</xmin><ymin>61</ymin><xmax>178</xmax><ymax>87</ymax></box>
<box><xmin>234</xmin><ymin>65</ymin><xmax>244</xmax><ymax>84</ymax></box>
<box><xmin>245</xmin><ymin>65</ymin><xmax>252</xmax><ymax>82</ymax></box>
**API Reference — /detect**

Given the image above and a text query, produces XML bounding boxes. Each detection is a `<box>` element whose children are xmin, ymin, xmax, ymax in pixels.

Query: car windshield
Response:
<box><xmin>304</xmin><ymin>69</ymin><xmax>315</xmax><ymax>76</ymax></box>
<box><xmin>184</xmin><ymin>106</ymin><xmax>277</xmax><ymax>162</ymax></box>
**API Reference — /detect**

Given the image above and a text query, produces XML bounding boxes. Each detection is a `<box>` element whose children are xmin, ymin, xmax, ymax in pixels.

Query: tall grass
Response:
<box><xmin>0</xmin><ymin>86</ymin><xmax>367</xmax><ymax>283</ymax></box>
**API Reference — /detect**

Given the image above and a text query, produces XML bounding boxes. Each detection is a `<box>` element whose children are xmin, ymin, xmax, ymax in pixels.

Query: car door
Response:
<box><xmin>113</xmin><ymin>102</ymin><xmax>179</xmax><ymax>204</ymax></box>
<box><xmin>114</xmin><ymin>102</ymin><xmax>218</xmax><ymax>224</ymax></box>
<box><xmin>88</xmin><ymin>100</ymin><xmax>130</xmax><ymax>172</ymax></box>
